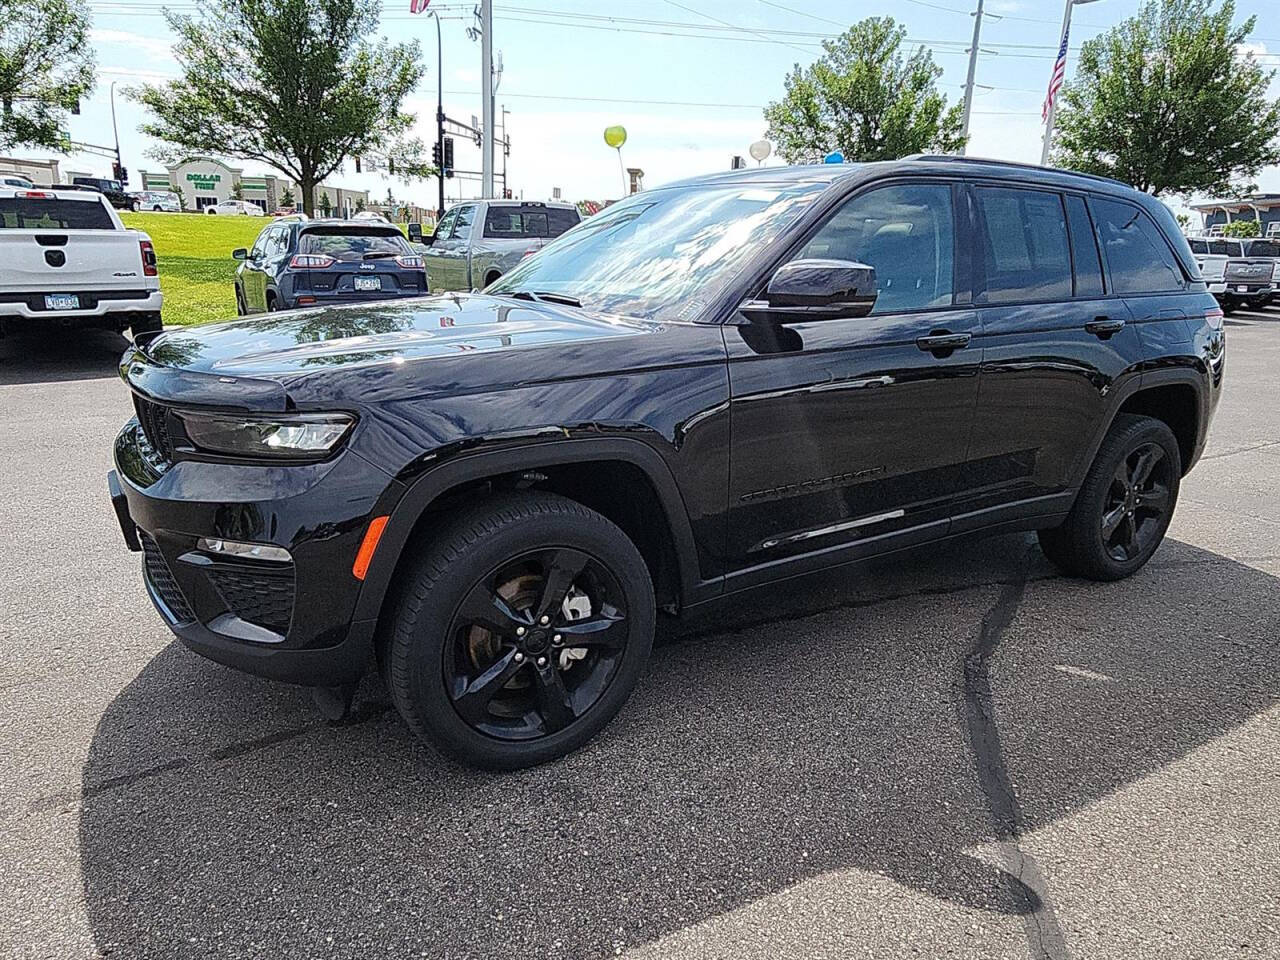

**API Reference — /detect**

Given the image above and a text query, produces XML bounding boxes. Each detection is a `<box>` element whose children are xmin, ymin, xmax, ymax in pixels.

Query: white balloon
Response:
<box><xmin>749</xmin><ymin>139</ymin><xmax>772</xmax><ymax>162</ymax></box>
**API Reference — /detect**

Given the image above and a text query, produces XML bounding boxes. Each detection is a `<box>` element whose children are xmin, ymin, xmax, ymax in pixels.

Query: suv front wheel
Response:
<box><xmin>383</xmin><ymin>492</ymin><xmax>656</xmax><ymax>769</ymax></box>
<box><xmin>1038</xmin><ymin>413</ymin><xmax>1181</xmax><ymax>581</ymax></box>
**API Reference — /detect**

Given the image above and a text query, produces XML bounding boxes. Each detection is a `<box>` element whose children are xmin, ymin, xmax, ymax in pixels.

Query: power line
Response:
<box><xmin>659</xmin><ymin>0</ymin><xmax>814</xmax><ymax>55</ymax></box>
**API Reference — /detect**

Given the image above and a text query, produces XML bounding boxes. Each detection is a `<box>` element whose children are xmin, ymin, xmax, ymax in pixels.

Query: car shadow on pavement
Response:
<box><xmin>75</xmin><ymin>533</ymin><xmax>1279</xmax><ymax>959</ymax></box>
<box><xmin>0</xmin><ymin>328</ymin><xmax>128</xmax><ymax>385</ymax></box>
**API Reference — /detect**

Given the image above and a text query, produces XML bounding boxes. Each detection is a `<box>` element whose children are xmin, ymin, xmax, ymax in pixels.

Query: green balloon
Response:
<box><xmin>603</xmin><ymin>125</ymin><xmax>627</xmax><ymax>149</ymax></box>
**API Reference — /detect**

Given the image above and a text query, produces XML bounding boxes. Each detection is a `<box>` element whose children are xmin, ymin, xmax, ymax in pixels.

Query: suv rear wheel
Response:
<box><xmin>383</xmin><ymin>492</ymin><xmax>656</xmax><ymax>769</ymax></box>
<box><xmin>1038</xmin><ymin>413</ymin><xmax>1181</xmax><ymax>581</ymax></box>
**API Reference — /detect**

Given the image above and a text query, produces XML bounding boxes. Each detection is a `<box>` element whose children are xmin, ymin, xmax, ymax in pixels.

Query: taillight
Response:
<box><xmin>394</xmin><ymin>255</ymin><xmax>424</xmax><ymax>269</ymax></box>
<box><xmin>520</xmin><ymin>245</ymin><xmax>538</xmax><ymax>260</ymax></box>
<box><xmin>1205</xmin><ymin>307</ymin><xmax>1224</xmax><ymax>330</ymax></box>
<box><xmin>139</xmin><ymin>239</ymin><xmax>158</xmax><ymax>277</ymax></box>
<box><xmin>290</xmin><ymin>254</ymin><xmax>336</xmax><ymax>268</ymax></box>
<box><xmin>19</xmin><ymin>190</ymin><xmax>52</xmax><ymax>199</ymax></box>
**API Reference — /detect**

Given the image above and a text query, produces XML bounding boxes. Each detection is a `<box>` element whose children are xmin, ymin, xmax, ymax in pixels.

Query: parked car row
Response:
<box><xmin>1188</xmin><ymin>236</ymin><xmax>1280</xmax><ymax>312</ymax></box>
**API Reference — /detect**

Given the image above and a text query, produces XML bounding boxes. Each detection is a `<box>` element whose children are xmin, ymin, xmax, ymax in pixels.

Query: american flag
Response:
<box><xmin>1043</xmin><ymin>22</ymin><xmax>1070</xmax><ymax>120</ymax></box>
<box><xmin>409</xmin><ymin>0</ymin><xmax>430</xmax><ymax>13</ymax></box>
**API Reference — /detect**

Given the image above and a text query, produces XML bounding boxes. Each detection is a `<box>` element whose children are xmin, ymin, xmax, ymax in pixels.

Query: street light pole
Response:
<box><xmin>959</xmin><ymin>0</ymin><xmax>984</xmax><ymax>155</ymax></box>
<box><xmin>109</xmin><ymin>81</ymin><xmax>123</xmax><ymax>182</ymax></box>
<box><xmin>429</xmin><ymin>9</ymin><xmax>444</xmax><ymax>218</ymax></box>
<box><xmin>480</xmin><ymin>0</ymin><xmax>494</xmax><ymax>199</ymax></box>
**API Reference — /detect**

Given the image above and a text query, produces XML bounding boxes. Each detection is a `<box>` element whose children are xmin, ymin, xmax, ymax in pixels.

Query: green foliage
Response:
<box><xmin>121</xmin><ymin>211</ymin><xmax>265</xmax><ymax>325</ymax></box>
<box><xmin>763</xmin><ymin>17</ymin><xmax>965</xmax><ymax>163</ymax></box>
<box><xmin>1221</xmin><ymin>218</ymin><xmax>1260</xmax><ymax>238</ymax></box>
<box><xmin>0</xmin><ymin>0</ymin><xmax>95</xmax><ymax>151</ymax></box>
<box><xmin>130</xmin><ymin>0</ymin><xmax>433</xmax><ymax>215</ymax></box>
<box><xmin>1053</xmin><ymin>0</ymin><xmax>1280</xmax><ymax>196</ymax></box>
<box><xmin>172</xmin><ymin>184</ymin><xmax>186</xmax><ymax>210</ymax></box>
<box><xmin>279</xmin><ymin>186</ymin><xmax>295</xmax><ymax>208</ymax></box>
<box><xmin>231</xmin><ymin>180</ymin><xmax>244</xmax><ymax>200</ymax></box>
<box><xmin>319</xmin><ymin>190</ymin><xmax>331</xmax><ymax>216</ymax></box>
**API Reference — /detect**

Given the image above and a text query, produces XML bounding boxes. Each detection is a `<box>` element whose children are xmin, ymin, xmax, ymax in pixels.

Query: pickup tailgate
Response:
<box><xmin>0</xmin><ymin>191</ymin><xmax>153</xmax><ymax>298</ymax></box>
<box><xmin>0</xmin><ymin>230</ymin><xmax>151</xmax><ymax>296</ymax></box>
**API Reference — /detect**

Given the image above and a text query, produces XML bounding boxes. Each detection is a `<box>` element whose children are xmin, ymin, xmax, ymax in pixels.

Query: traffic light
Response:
<box><xmin>443</xmin><ymin>137</ymin><xmax>454</xmax><ymax>178</ymax></box>
<box><xmin>432</xmin><ymin>142</ymin><xmax>441</xmax><ymax>167</ymax></box>
<box><xmin>112</xmin><ymin>162</ymin><xmax>127</xmax><ymax>183</ymax></box>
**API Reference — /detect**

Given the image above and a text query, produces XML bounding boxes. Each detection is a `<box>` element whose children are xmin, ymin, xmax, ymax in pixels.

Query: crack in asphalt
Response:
<box><xmin>27</xmin><ymin>703</ymin><xmax>392</xmax><ymax>813</ymax></box>
<box><xmin>1200</xmin><ymin>438</ymin><xmax>1280</xmax><ymax>461</ymax></box>
<box><xmin>961</xmin><ymin>550</ymin><xmax>1070</xmax><ymax>960</ymax></box>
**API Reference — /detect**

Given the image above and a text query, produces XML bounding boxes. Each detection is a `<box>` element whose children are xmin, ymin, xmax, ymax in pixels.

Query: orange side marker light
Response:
<box><xmin>352</xmin><ymin>515</ymin><xmax>390</xmax><ymax>580</ymax></box>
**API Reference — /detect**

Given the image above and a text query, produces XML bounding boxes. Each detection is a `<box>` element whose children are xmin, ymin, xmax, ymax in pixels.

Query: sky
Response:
<box><xmin>14</xmin><ymin>0</ymin><xmax>1280</xmax><ymax>217</ymax></box>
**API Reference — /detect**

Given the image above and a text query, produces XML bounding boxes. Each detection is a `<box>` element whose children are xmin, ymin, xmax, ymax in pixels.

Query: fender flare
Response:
<box><xmin>351</xmin><ymin>436</ymin><xmax>708</xmax><ymax>623</ymax></box>
<box><xmin>1069</xmin><ymin>366</ymin><xmax>1207</xmax><ymax>490</ymax></box>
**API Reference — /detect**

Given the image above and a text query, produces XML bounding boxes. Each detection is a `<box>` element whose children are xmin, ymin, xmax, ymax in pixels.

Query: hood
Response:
<box><xmin>142</xmin><ymin>293</ymin><xmax>659</xmax><ymax>379</ymax></box>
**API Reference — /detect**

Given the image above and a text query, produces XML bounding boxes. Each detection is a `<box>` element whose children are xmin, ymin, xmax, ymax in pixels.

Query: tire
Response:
<box><xmin>1221</xmin><ymin>297</ymin><xmax>1238</xmax><ymax>315</ymax></box>
<box><xmin>130</xmin><ymin>312</ymin><xmax>163</xmax><ymax>337</ymax></box>
<box><xmin>207</xmin><ymin>209</ymin><xmax>217</xmax><ymax>215</ymax></box>
<box><xmin>266</xmin><ymin>294</ymin><xmax>279</xmax><ymax>312</ymax></box>
<box><xmin>1037</xmin><ymin>413</ymin><xmax>1181</xmax><ymax>581</ymax></box>
<box><xmin>234</xmin><ymin>287</ymin><xmax>247</xmax><ymax>317</ymax></box>
<box><xmin>1248</xmin><ymin>296</ymin><xmax>1268</xmax><ymax>311</ymax></box>
<box><xmin>153</xmin><ymin>205</ymin><xmax>163</xmax><ymax>212</ymax></box>
<box><xmin>383</xmin><ymin>491</ymin><xmax>656</xmax><ymax>770</ymax></box>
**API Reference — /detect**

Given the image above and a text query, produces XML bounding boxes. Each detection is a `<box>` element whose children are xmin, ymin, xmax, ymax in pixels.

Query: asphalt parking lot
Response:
<box><xmin>1</xmin><ymin>308</ymin><xmax>1277</xmax><ymax>960</ymax></box>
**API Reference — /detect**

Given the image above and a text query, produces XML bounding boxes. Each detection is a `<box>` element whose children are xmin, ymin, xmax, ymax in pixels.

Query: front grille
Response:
<box><xmin>207</xmin><ymin>567</ymin><xmax>295</xmax><ymax>634</ymax></box>
<box><xmin>133</xmin><ymin>396</ymin><xmax>174</xmax><ymax>462</ymax></box>
<box><xmin>139</xmin><ymin>530</ymin><xmax>196</xmax><ymax>623</ymax></box>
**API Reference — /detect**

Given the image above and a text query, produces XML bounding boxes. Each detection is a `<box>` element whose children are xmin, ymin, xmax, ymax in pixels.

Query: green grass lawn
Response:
<box><xmin>121</xmin><ymin>212</ymin><xmax>265</xmax><ymax>326</ymax></box>
<box><xmin>120</xmin><ymin>212</ymin><xmax>427</xmax><ymax>327</ymax></box>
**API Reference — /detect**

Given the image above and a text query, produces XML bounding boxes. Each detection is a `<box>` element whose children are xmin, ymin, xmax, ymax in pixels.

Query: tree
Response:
<box><xmin>172</xmin><ymin>184</ymin><xmax>186</xmax><ymax>210</ymax></box>
<box><xmin>1221</xmin><ymin>218</ymin><xmax>1260</xmax><ymax>238</ymax></box>
<box><xmin>280</xmin><ymin>185</ymin><xmax>295</xmax><ymax>209</ymax></box>
<box><xmin>319</xmin><ymin>190</ymin><xmax>331</xmax><ymax>216</ymax></box>
<box><xmin>0</xmin><ymin>0</ymin><xmax>95</xmax><ymax>151</ymax></box>
<box><xmin>231</xmin><ymin>180</ymin><xmax>244</xmax><ymax>200</ymax></box>
<box><xmin>131</xmin><ymin>0</ymin><xmax>433</xmax><ymax>216</ymax></box>
<box><xmin>1053</xmin><ymin>0</ymin><xmax>1280</xmax><ymax>196</ymax></box>
<box><xmin>763</xmin><ymin>17</ymin><xmax>964</xmax><ymax>163</ymax></box>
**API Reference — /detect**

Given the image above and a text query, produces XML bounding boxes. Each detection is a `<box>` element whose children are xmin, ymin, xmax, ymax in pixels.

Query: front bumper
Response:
<box><xmin>109</xmin><ymin>420</ymin><xmax>401</xmax><ymax>686</ymax></box>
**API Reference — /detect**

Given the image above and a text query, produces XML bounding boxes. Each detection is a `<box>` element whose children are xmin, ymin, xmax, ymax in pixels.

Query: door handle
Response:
<box><xmin>915</xmin><ymin>331</ymin><xmax>971</xmax><ymax>354</ymax></box>
<box><xmin>1085</xmin><ymin>316</ymin><xmax>1126</xmax><ymax>338</ymax></box>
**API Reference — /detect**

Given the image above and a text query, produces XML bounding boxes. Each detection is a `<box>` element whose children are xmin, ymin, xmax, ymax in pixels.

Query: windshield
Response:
<box><xmin>487</xmin><ymin>181</ymin><xmax>828</xmax><ymax>320</ymax></box>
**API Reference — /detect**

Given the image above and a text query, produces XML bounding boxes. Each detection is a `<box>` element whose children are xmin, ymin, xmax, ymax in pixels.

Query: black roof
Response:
<box><xmin>660</xmin><ymin>155</ymin><xmax>1135</xmax><ymax>195</ymax></box>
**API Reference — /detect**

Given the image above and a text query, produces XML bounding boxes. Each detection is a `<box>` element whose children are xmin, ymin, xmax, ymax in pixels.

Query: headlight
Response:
<box><xmin>178</xmin><ymin>413</ymin><xmax>355</xmax><ymax>459</ymax></box>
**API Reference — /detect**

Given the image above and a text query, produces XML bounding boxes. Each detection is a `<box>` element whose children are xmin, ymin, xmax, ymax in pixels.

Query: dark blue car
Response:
<box><xmin>232</xmin><ymin>217</ymin><xmax>428</xmax><ymax>314</ymax></box>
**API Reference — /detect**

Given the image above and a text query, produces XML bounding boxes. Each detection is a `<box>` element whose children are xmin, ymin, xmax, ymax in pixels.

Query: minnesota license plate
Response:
<box><xmin>1238</xmin><ymin>285</ymin><xmax>1250</xmax><ymax>293</ymax></box>
<box><xmin>44</xmin><ymin>294</ymin><xmax>80</xmax><ymax>311</ymax></box>
<box><xmin>353</xmin><ymin>277</ymin><xmax>381</xmax><ymax>291</ymax></box>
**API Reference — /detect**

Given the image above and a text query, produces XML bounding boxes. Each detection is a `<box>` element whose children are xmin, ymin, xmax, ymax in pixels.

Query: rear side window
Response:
<box><xmin>1065</xmin><ymin>194</ymin><xmax>1105</xmax><ymax>296</ymax></box>
<box><xmin>481</xmin><ymin>207</ymin><xmax>578</xmax><ymax>239</ymax></box>
<box><xmin>0</xmin><ymin>198</ymin><xmax>114</xmax><ymax>229</ymax></box>
<box><xmin>300</xmin><ymin>228</ymin><xmax>408</xmax><ymax>260</ymax></box>
<box><xmin>546</xmin><ymin>208</ymin><xmax>580</xmax><ymax>236</ymax></box>
<box><xmin>1187</xmin><ymin>238</ymin><xmax>1207</xmax><ymax>254</ymax></box>
<box><xmin>1090</xmin><ymin>197</ymin><xmax>1185</xmax><ymax>294</ymax></box>
<box><xmin>975</xmin><ymin>187</ymin><xmax>1072</xmax><ymax>303</ymax></box>
<box><xmin>796</xmin><ymin>182</ymin><xmax>955</xmax><ymax>314</ymax></box>
<box><xmin>1243</xmin><ymin>239</ymin><xmax>1280</xmax><ymax>258</ymax></box>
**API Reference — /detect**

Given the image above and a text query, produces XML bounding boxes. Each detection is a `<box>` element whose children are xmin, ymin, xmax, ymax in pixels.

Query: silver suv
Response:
<box><xmin>421</xmin><ymin>199</ymin><xmax>581</xmax><ymax>292</ymax></box>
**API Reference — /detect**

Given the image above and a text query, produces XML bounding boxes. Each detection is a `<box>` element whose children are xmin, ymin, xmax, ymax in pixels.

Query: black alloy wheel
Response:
<box><xmin>1099</xmin><ymin>442</ymin><xmax>1172</xmax><ymax>563</ymax></box>
<box><xmin>384</xmin><ymin>492</ymin><xmax>655</xmax><ymax>769</ymax></box>
<box><xmin>1038</xmin><ymin>413</ymin><xmax>1181</xmax><ymax>581</ymax></box>
<box><xmin>445</xmin><ymin>548</ymin><xmax>630</xmax><ymax>741</ymax></box>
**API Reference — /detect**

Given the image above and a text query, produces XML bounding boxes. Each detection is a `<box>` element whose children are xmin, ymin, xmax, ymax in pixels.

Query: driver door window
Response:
<box><xmin>794</xmin><ymin>183</ymin><xmax>955</xmax><ymax>314</ymax></box>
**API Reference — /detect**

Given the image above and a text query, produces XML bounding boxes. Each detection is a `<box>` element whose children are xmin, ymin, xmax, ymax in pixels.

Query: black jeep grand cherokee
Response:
<box><xmin>109</xmin><ymin>158</ymin><xmax>1225</xmax><ymax>769</ymax></box>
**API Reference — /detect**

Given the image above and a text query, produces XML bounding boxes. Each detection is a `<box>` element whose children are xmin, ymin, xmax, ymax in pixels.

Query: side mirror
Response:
<box><xmin>740</xmin><ymin>258</ymin><xmax>877</xmax><ymax>322</ymax></box>
<box><xmin>407</xmin><ymin>223</ymin><xmax>423</xmax><ymax>243</ymax></box>
<box><xmin>231</xmin><ymin>247</ymin><xmax>248</xmax><ymax>261</ymax></box>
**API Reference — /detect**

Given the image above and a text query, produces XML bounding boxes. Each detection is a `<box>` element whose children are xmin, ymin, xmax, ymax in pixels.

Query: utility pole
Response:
<box><xmin>480</xmin><ymin>0</ymin><xmax>494</xmax><ymax>198</ymax></box>
<box><xmin>430</xmin><ymin>9</ymin><xmax>444</xmax><ymax>218</ymax></box>
<box><xmin>109</xmin><ymin>81</ymin><xmax>123</xmax><ymax>183</ymax></box>
<box><xmin>958</xmin><ymin>0</ymin><xmax>984</xmax><ymax>155</ymax></box>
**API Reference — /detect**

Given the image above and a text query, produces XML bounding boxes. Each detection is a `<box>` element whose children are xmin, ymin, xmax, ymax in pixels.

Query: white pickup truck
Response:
<box><xmin>0</xmin><ymin>187</ymin><xmax>163</xmax><ymax>337</ymax></box>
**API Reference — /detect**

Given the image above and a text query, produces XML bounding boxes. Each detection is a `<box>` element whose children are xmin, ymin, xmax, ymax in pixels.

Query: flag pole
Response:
<box><xmin>1040</xmin><ymin>0</ymin><xmax>1074</xmax><ymax>166</ymax></box>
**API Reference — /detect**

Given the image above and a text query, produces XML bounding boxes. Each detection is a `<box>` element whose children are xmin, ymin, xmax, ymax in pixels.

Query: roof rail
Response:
<box><xmin>904</xmin><ymin>153</ymin><xmax>1130</xmax><ymax>189</ymax></box>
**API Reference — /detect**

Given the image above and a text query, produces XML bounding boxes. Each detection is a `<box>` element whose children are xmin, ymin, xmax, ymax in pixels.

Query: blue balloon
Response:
<box><xmin>823</xmin><ymin>150</ymin><xmax>844</xmax><ymax>164</ymax></box>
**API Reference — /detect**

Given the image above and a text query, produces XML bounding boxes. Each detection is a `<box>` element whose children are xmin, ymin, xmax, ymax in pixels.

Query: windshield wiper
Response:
<box><xmin>505</xmin><ymin>290</ymin><xmax>583</xmax><ymax>307</ymax></box>
<box><xmin>362</xmin><ymin>252</ymin><xmax>398</xmax><ymax>260</ymax></box>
